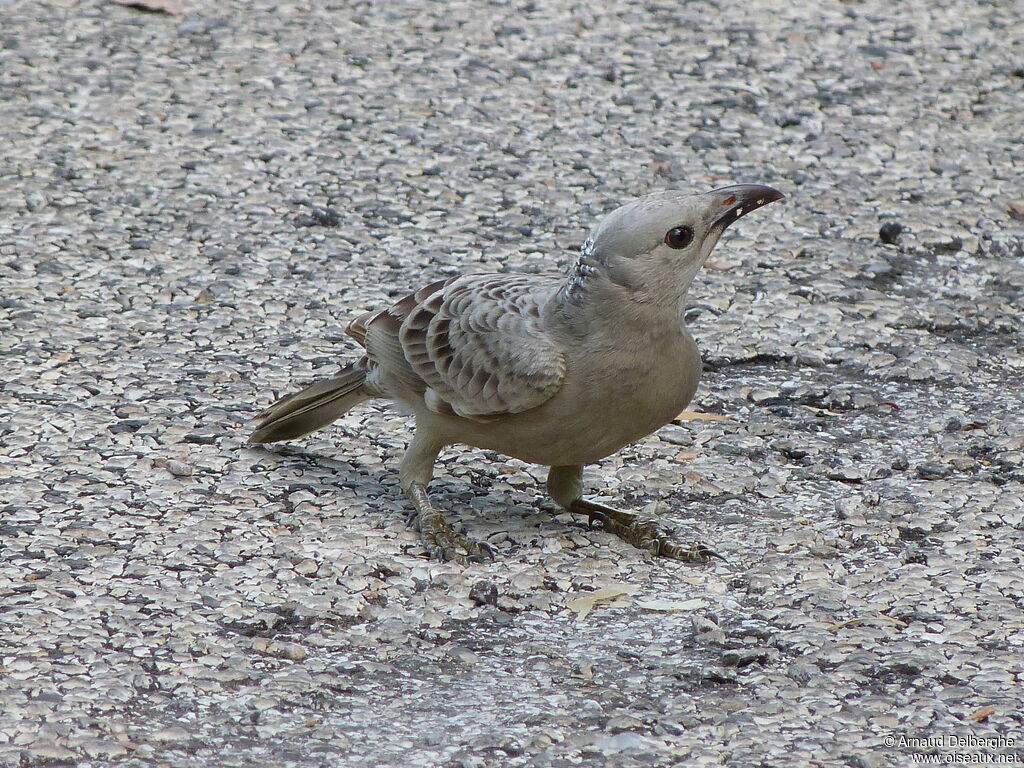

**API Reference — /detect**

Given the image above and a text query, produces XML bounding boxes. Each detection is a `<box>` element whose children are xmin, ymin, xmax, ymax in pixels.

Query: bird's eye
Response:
<box><xmin>664</xmin><ymin>226</ymin><xmax>694</xmax><ymax>249</ymax></box>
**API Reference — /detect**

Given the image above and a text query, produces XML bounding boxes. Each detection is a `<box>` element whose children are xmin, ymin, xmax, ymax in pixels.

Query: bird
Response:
<box><xmin>248</xmin><ymin>184</ymin><xmax>784</xmax><ymax>562</ymax></box>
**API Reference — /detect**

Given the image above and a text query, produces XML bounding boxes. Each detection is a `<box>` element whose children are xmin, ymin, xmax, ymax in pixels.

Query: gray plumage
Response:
<box><xmin>249</xmin><ymin>184</ymin><xmax>784</xmax><ymax>561</ymax></box>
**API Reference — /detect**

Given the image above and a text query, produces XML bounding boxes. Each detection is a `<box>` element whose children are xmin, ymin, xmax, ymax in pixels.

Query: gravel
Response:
<box><xmin>2</xmin><ymin>1</ymin><xmax>1023</xmax><ymax>767</ymax></box>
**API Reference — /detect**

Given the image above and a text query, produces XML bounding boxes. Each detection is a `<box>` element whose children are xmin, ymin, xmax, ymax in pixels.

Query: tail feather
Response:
<box><xmin>248</xmin><ymin>363</ymin><xmax>370</xmax><ymax>444</ymax></box>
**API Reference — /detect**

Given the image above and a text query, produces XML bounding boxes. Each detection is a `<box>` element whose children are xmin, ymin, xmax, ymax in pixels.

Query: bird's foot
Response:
<box><xmin>416</xmin><ymin>509</ymin><xmax>495</xmax><ymax>563</ymax></box>
<box><xmin>407</xmin><ymin>484</ymin><xmax>495</xmax><ymax>563</ymax></box>
<box><xmin>571</xmin><ymin>499</ymin><xmax>722</xmax><ymax>563</ymax></box>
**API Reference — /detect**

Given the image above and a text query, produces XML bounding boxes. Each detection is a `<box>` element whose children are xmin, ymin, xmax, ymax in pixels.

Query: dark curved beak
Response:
<box><xmin>710</xmin><ymin>184</ymin><xmax>785</xmax><ymax>230</ymax></box>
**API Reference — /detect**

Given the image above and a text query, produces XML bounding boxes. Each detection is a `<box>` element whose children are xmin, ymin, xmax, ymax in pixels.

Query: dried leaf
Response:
<box><xmin>676</xmin><ymin>411</ymin><xmax>733</xmax><ymax>422</ymax></box>
<box><xmin>113</xmin><ymin>0</ymin><xmax>184</xmax><ymax>15</ymax></box>
<box><xmin>829</xmin><ymin>613</ymin><xmax>908</xmax><ymax>630</ymax></box>
<box><xmin>636</xmin><ymin>598</ymin><xmax>707</xmax><ymax>612</ymax></box>
<box><xmin>566</xmin><ymin>584</ymin><xmax>639</xmax><ymax>621</ymax></box>
<box><xmin>968</xmin><ymin>705</ymin><xmax>995</xmax><ymax>722</ymax></box>
<box><xmin>802</xmin><ymin>405</ymin><xmax>844</xmax><ymax>416</ymax></box>
<box><xmin>703</xmin><ymin>260</ymin><xmax>734</xmax><ymax>271</ymax></box>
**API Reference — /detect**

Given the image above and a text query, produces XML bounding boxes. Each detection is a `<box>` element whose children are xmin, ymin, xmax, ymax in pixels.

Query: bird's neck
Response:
<box><xmin>549</xmin><ymin>266</ymin><xmax>690</xmax><ymax>341</ymax></box>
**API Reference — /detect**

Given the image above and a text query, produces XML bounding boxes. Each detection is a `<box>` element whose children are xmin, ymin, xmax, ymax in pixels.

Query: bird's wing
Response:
<box><xmin>351</xmin><ymin>275</ymin><xmax>566</xmax><ymax>419</ymax></box>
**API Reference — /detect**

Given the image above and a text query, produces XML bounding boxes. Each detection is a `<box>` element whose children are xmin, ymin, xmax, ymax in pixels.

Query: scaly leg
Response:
<box><xmin>547</xmin><ymin>465</ymin><xmax>722</xmax><ymax>563</ymax></box>
<box><xmin>400</xmin><ymin>431</ymin><xmax>494</xmax><ymax>563</ymax></box>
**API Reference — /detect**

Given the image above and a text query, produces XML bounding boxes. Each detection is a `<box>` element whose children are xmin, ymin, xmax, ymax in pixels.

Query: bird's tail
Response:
<box><xmin>248</xmin><ymin>362</ymin><xmax>371</xmax><ymax>444</ymax></box>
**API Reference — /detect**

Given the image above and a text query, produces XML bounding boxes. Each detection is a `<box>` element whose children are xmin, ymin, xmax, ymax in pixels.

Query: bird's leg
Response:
<box><xmin>400</xmin><ymin>432</ymin><xmax>494</xmax><ymax>563</ymax></box>
<box><xmin>547</xmin><ymin>465</ymin><xmax>722</xmax><ymax>563</ymax></box>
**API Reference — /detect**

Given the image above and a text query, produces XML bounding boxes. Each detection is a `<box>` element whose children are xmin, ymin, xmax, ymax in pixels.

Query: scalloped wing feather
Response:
<box><xmin>364</xmin><ymin>275</ymin><xmax>564</xmax><ymax>419</ymax></box>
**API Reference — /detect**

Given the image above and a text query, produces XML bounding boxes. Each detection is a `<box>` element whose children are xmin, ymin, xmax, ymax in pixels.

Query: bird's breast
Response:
<box><xmin>492</xmin><ymin>327</ymin><xmax>701</xmax><ymax>466</ymax></box>
<box><xmin>578</xmin><ymin>330</ymin><xmax>701</xmax><ymax>442</ymax></box>
<box><xmin>415</xmin><ymin>324</ymin><xmax>703</xmax><ymax>468</ymax></box>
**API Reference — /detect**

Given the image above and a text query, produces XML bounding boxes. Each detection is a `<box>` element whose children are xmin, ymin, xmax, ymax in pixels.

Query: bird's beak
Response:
<box><xmin>709</xmin><ymin>184</ymin><xmax>785</xmax><ymax>231</ymax></box>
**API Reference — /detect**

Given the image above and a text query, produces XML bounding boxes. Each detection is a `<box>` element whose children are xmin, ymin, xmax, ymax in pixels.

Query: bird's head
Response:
<box><xmin>569</xmin><ymin>184</ymin><xmax>784</xmax><ymax>304</ymax></box>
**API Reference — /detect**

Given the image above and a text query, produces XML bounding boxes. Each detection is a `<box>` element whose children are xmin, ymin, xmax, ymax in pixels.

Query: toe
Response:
<box><xmin>660</xmin><ymin>541</ymin><xmax>724</xmax><ymax>563</ymax></box>
<box><xmin>421</xmin><ymin>527</ymin><xmax>496</xmax><ymax>563</ymax></box>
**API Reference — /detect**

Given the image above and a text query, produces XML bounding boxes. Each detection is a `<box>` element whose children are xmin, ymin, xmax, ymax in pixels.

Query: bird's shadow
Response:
<box><xmin>248</xmin><ymin>442</ymin><xmax>563</xmax><ymax>549</ymax></box>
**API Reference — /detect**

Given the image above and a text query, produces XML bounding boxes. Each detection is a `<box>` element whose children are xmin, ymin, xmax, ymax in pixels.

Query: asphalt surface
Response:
<box><xmin>2</xmin><ymin>1</ymin><xmax>1023</xmax><ymax>766</ymax></box>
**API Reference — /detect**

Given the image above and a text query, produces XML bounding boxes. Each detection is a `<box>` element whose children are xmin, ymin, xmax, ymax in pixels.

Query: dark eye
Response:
<box><xmin>665</xmin><ymin>226</ymin><xmax>694</xmax><ymax>249</ymax></box>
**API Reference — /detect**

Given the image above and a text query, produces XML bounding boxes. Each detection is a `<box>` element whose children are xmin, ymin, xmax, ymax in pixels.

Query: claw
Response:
<box><xmin>476</xmin><ymin>541</ymin><xmax>496</xmax><ymax>560</ymax></box>
<box><xmin>569</xmin><ymin>498</ymin><xmax>720</xmax><ymax>564</ymax></box>
<box><xmin>467</xmin><ymin>545</ymin><xmax>495</xmax><ymax>564</ymax></box>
